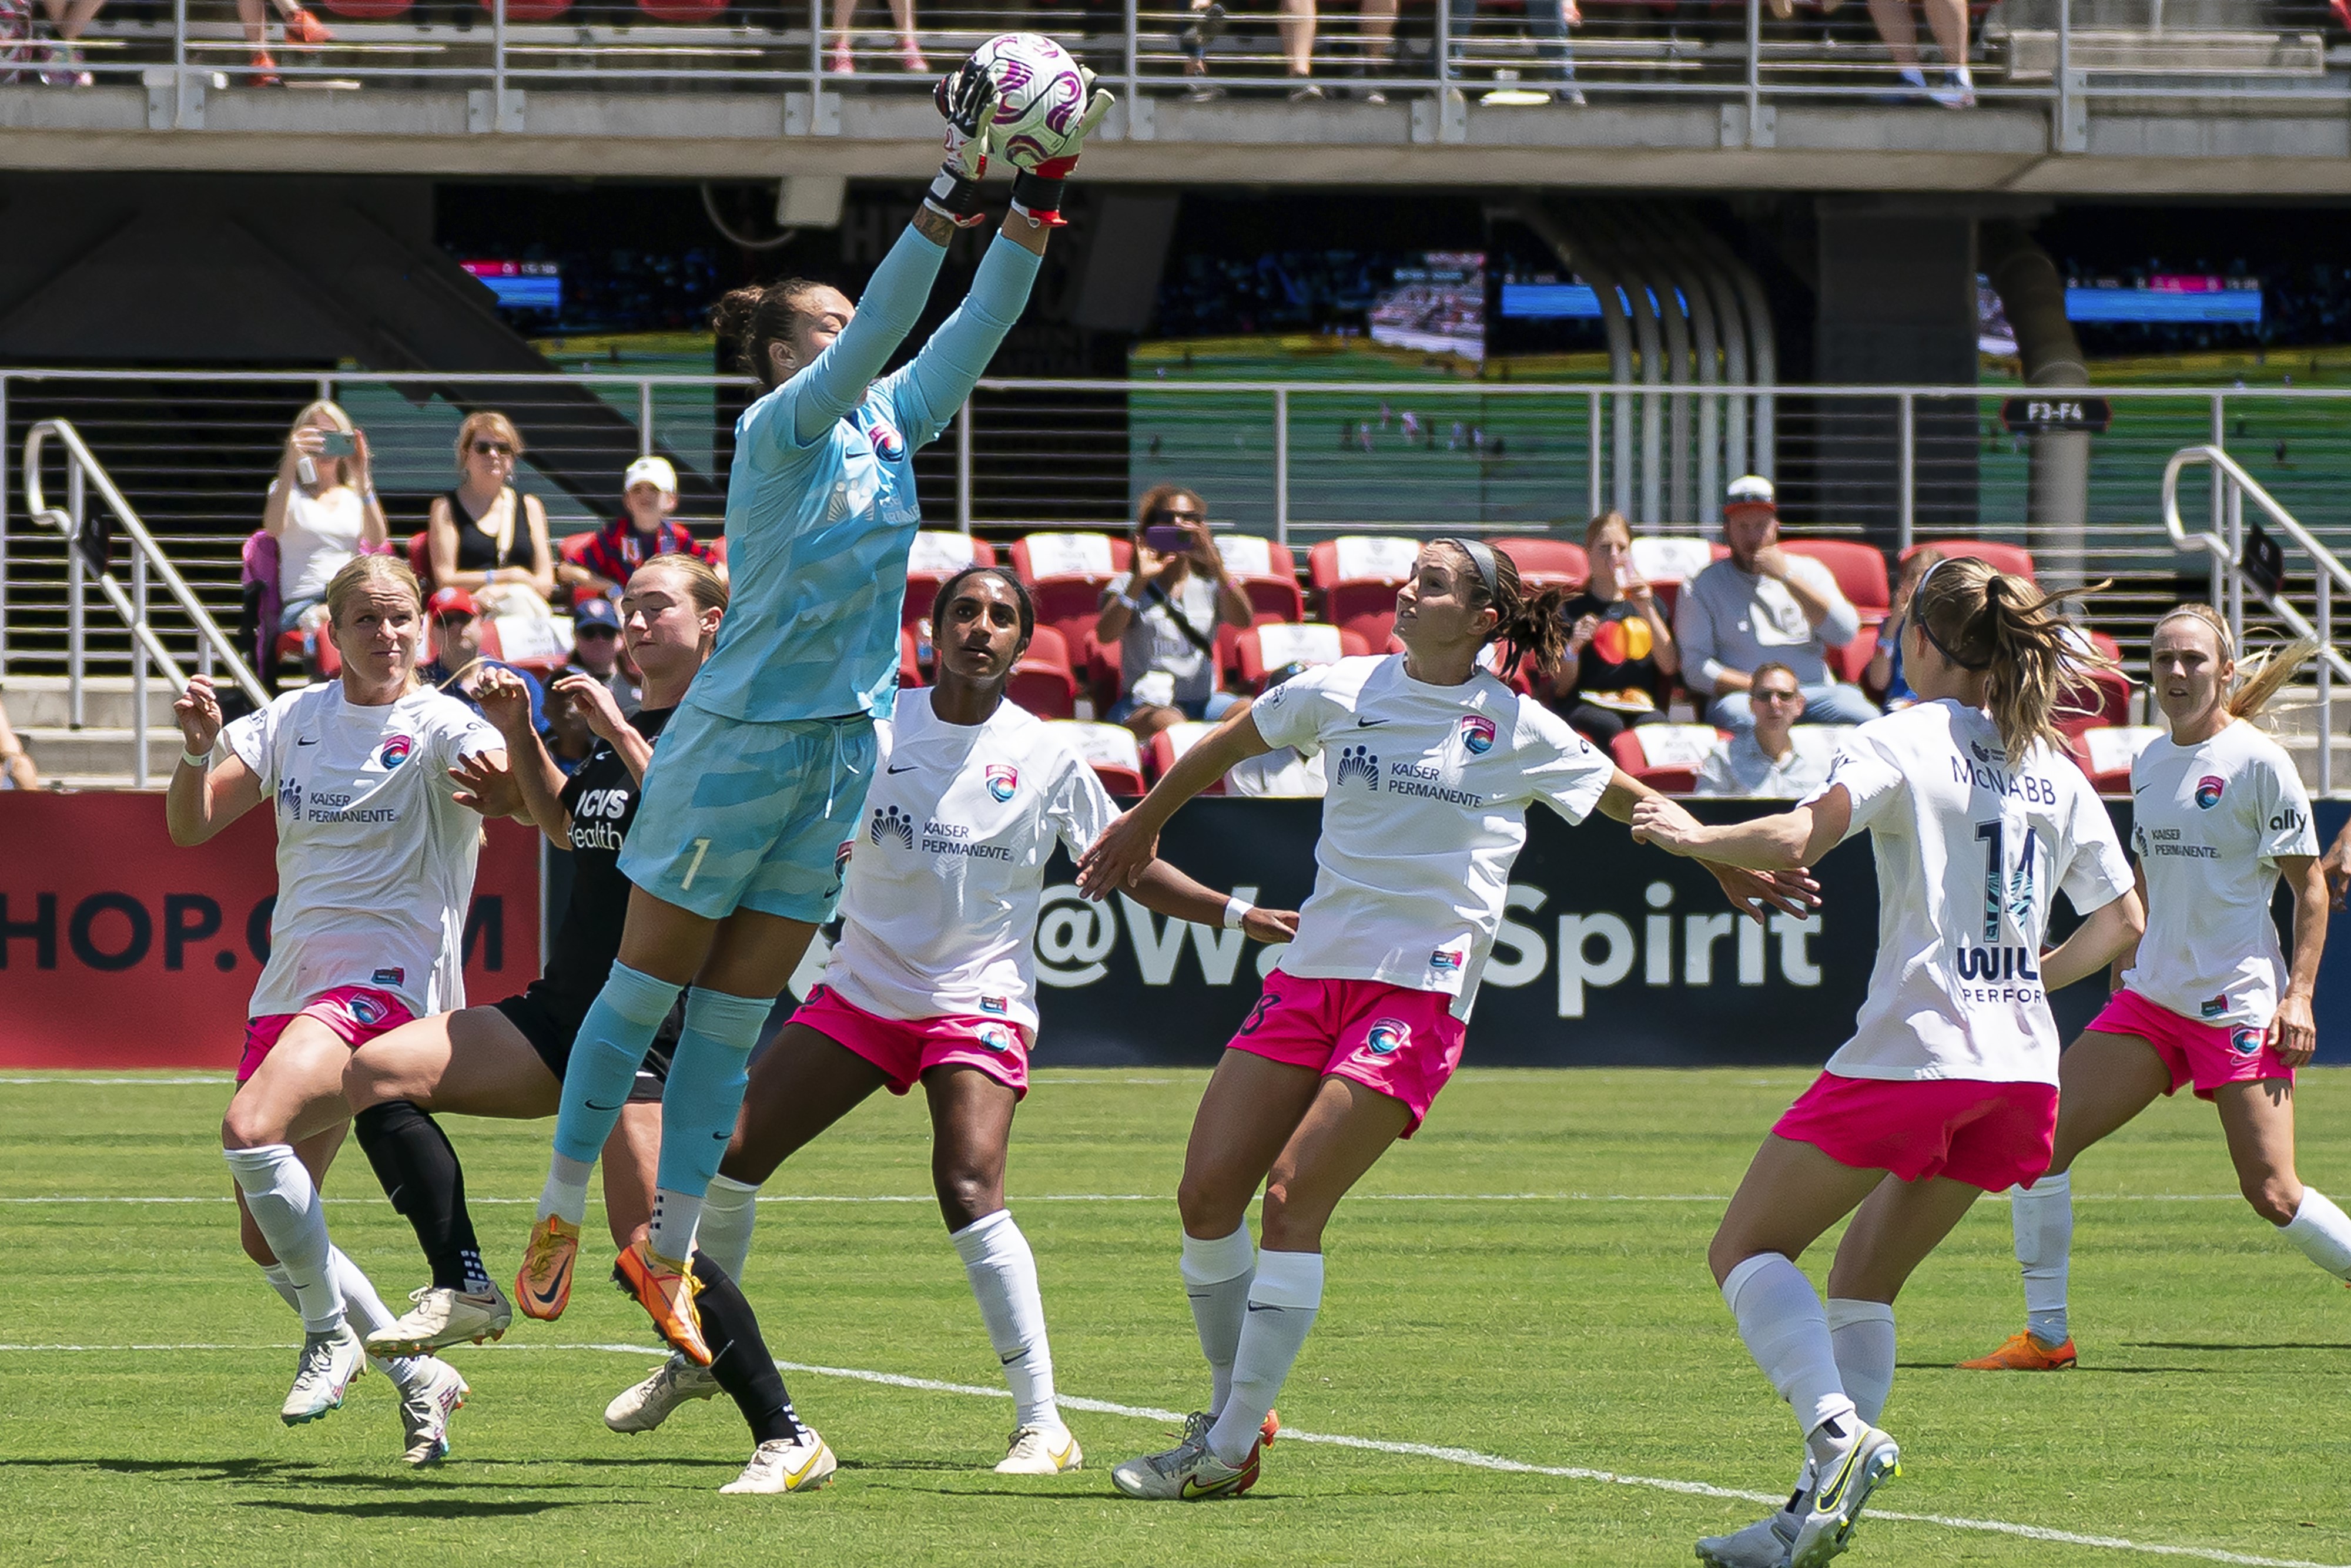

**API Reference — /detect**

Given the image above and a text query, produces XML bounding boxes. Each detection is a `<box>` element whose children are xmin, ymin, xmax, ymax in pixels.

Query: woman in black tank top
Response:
<box><xmin>426</xmin><ymin>411</ymin><xmax>555</xmax><ymax>604</ymax></box>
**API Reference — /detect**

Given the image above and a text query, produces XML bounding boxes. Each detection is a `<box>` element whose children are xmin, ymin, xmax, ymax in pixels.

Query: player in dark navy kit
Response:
<box><xmin>337</xmin><ymin>555</ymin><xmax>838</xmax><ymax>1494</ymax></box>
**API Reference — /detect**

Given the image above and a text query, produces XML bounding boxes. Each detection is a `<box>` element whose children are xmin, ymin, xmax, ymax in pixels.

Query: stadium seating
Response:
<box><xmin>904</xmin><ymin>531</ymin><xmax>1000</xmax><ymax>632</ymax></box>
<box><xmin>2077</xmin><ymin>724</ymin><xmax>2163</xmax><ymax>793</ymax></box>
<box><xmin>1147</xmin><ymin>719</ymin><xmax>1225</xmax><ymax>793</ymax></box>
<box><xmin>1210</xmin><ymin>534</ymin><xmax>1307</xmax><ymax>624</ymax></box>
<box><xmin>1609</xmin><ymin>723</ymin><xmax>1724</xmax><ymax>794</ymax></box>
<box><xmin>1493</xmin><ymin>537</ymin><xmax>1590</xmax><ymax>592</ymax></box>
<box><xmin>899</xmin><ymin>626</ymin><xmax>922</xmax><ymax>688</ymax></box>
<box><xmin>319</xmin><ymin>0</ymin><xmax>409</xmax><ymax>18</ymax></box>
<box><xmin>1012</xmin><ymin>529</ymin><xmax>1131</xmax><ymax>654</ymax></box>
<box><xmin>407</xmin><ymin>530</ymin><xmax>434</xmax><ymax>592</ymax></box>
<box><xmin>1234</xmin><ymin>621</ymin><xmax>1359</xmax><ymax>689</ymax></box>
<box><xmin>1904</xmin><ymin>539</ymin><xmax>2037</xmax><ymax>581</ymax></box>
<box><xmin>637</xmin><ymin>0</ymin><xmax>725</xmax><ymax>18</ymax></box>
<box><xmin>1626</xmin><ymin>537</ymin><xmax>1720</xmax><ymax>619</ymax></box>
<box><xmin>1008</xmin><ymin>625</ymin><xmax>1079</xmax><ymax>721</ymax></box>
<box><xmin>1309</xmin><ymin>535</ymin><xmax>1421</xmax><ymax>649</ymax></box>
<box><xmin>1056</xmin><ymin>720</ymin><xmax>1148</xmax><ymax>797</ymax></box>
<box><xmin>1784</xmin><ymin>540</ymin><xmax>1890</xmax><ymax>615</ymax></box>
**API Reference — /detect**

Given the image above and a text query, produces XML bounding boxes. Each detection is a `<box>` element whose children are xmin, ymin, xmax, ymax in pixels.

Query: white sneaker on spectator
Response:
<box><xmin>1929</xmin><ymin>64</ymin><xmax>1975</xmax><ymax>108</ymax></box>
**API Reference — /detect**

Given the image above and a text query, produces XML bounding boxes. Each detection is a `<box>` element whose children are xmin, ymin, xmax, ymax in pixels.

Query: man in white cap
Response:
<box><xmin>572</xmin><ymin>454</ymin><xmax>709</xmax><ymax>597</ymax></box>
<box><xmin>1673</xmin><ymin>474</ymin><xmax>1878</xmax><ymax>736</ymax></box>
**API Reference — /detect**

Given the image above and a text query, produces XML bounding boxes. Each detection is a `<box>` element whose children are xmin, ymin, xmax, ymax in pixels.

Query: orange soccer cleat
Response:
<box><xmin>516</xmin><ymin>1214</ymin><xmax>581</xmax><ymax>1321</ymax></box>
<box><xmin>614</xmin><ymin>1239</ymin><xmax>712</xmax><ymax>1366</ymax></box>
<box><xmin>1957</xmin><ymin>1330</ymin><xmax>2077</xmax><ymax>1371</ymax></box>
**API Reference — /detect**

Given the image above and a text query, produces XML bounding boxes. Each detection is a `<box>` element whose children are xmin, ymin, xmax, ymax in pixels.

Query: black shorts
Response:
<box><xmin>494</xmin><ymin>988</ymin><xmax>674</xmax><ymax>1105</ymax></box>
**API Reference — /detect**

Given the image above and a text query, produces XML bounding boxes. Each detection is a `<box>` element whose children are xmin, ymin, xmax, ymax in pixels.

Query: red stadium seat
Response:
<box><xmin>1011</xmin><ymin>531</ymin><xmax>1133</xmax><ymax>662</ymax></box>
<box><xmin>1007</xmin><ymin>626</ymin><xmax>1079</xmax><ymax>721</ymax></box>
<box><xmin>707</xmin><ymin>536</ymin><xmax>729</xmax><ymax>573</ymax></box>
<box><xmin>407</xmin><ymin>531</ymin><xmax>434</xmax><ymax>594</ymax></box>
<box><xmin>1903</xmin><ymin>539</ymin><xmax>2036</xmax><ymax>582</ymax></box>
<box><xmin>1056</xmin><ymin>721</ymin><xmax>1147</xmax><ymax>798</ymax></box>
<box><xmin>1784</xmin><ymin>540</ymin><xmax>1890</xmax><ymax>614</ymax></box>
<box><xmin>1147</xmin><ymin>721</ymin><xmax>1226</xmax><ymax>793</ymax></box>
<box><xmin>899</xmin><ymin>627</ymin><xmax>923</xmax><ymax>689</ymax></box>
<box><xmin>2078</xmin><ymin>725</ymin><xmax>2162</xmax><ymax>794</ymax></box>
<box><xmin>1234</xmin><ymin>622</ymin><xmax>1357</xmax><ymax>689</ymax></box>
<box><xmin>481</xmin><ymin>0</ymin><xmax>567</xmax><ymax>19</ymax></box>
<box><xmin>1833</xmin><ymin>612</ymin><xmax>1885</xmax><ymax>688</ymax></box>
<box><xmin>1626</xmin><ymin>537</ymin><xmax>1718</xmax><ymax>620</ymax></box>
<box><xmin>1607</xmin><ymin>723</ymin><xmax>1723</xmax><ymax>795</ymax></box>
<box><xmin>1493</xmin><ymin>537</ymin><xmax>1589</xmax><ymax>594</ymax></box>
<box><xmin>2060</xmin><ymin>665</ymin><xmax>2133</xmax><ymax>736</ymax></box>
<box><xmin>638</xmin><ymin>0</ymin><xmax>722</xmax><ymax>18</ymax></box>
<box><xmin>1211</xmin><ymin>534</ymin><xmax>1307</xmax><ymax>624</ymax></box>
<box><xmin>319</xmin><ymin>0</ymin><xmax>408</xmax><ymax>17</ymax></box>
<box><xmin>904</xmin><ymin>531</ymin><xmax>1002</xmax><ymax>631</ymax></box>
<box><xmin>1308</xmin><ymin>535</ymin><xmax>1420</xmax><ymax>651</ymax></box>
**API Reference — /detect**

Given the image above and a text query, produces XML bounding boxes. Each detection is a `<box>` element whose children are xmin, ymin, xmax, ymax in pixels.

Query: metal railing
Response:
<box><xmin>35</xmin><ymin>0</ymin><xmax>2351</xmax><ymax>130</ymax></box>
<box><xmin>2161</xmin><ymin>443</ymin><xmax>2351</xmax><ymax>796</ymax></box>
<box><xmin>19</xmin><ymin>418</ymin><xmax>267</xmax><ymax>788</ymax></box>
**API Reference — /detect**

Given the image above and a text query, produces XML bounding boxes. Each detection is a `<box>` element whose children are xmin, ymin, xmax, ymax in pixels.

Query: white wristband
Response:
<box><xmin>1224</xmin><ymin>895</ymin><xmax>1255</xmax><ymax>931</ymax></box>
<box><xmin>180</xmin><ymin>749</ymin><xmax>211</xmax><ymax>770</ymax></box>
<box><xmin>1117</xmin><ymin>593</ymin><xmax>1142</xmax><ymax>612</ymax></box>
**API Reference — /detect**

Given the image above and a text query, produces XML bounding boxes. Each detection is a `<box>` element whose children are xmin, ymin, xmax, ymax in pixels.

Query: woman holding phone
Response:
<box><xmin>1094</xmin><ymin>484</ymin><xmax>1253</xmax><ymax>743</ymax></box>
<box><xmin>265</xmin><ymin>400</ymin><xmax>388</xmax><ymax>638</ymax></box>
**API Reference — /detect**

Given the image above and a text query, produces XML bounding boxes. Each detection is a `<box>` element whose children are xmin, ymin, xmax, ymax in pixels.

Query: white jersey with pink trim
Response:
<box><xmin>1805</xmin><ymin>698</ymin><xmax>2132</xmax><ymax>1084</ymax></box>
<box><xmin>822</xmin><ymin>691</ymin><xmax>1116</xmax><ymax>1030</ymax></box>
<box><xmin>1247</xmin><ymin>654</ymin><xmax>1614</xmax><ymax>1019</ymax></box>
<box><xmin>2122</xmin><ymin>718</ymin><xmax>2316</xmax><ymax>1030</ymax></box>
<box><xmin>222</xmin><ymin>682</ymin><xmax>501</xmax><ymax>1020</ymax></box>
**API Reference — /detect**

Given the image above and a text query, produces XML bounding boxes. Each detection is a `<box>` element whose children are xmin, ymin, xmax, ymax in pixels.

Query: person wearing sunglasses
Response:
<box><xmin>1096</xmin><ymin>484</ymin><xmax>1252</xmax><ymax>744</ymax></box>
<box><xmin>427</xmin><ymin>412</ymin><xmax>557</xmax><ymax>611</ymax></box>
<box><xmin>418</xmin><ymin>586</ymin><xmax>550</xmax><ymax>739</ymax></box>
<box><xmin>1695</xmin><ymin>662</ymin><xmax>1831</xmax><ymax>799</ymax></box>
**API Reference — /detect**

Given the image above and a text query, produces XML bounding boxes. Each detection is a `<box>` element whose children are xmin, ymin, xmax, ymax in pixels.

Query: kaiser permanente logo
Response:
<box><xmin>1029</xmin><ymin>877</ymin><xmax>1823</xmax><ymax>1018</ymax></box>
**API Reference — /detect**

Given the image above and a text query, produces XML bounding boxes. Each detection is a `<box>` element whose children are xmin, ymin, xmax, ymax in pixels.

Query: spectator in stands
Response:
<box><xmin>826</xmin><ymin>0</ymin><xmax>925</xmax><ymax>75</ymax></box>
<box><xmin>233</xmin><ymin>0</ymin><xmax>333</xmax><ymax>88</ymax></box>
<box><xmin>418</xmin><ymin>586</ymin><xmax>550</xmax><ymax>738</ymax></box>
<box><xmin>9</xmin><ymin>0</ymin><xmax>103</xmax><ymax>85</ymax></box>
<box><xmin>568</xmin><ymin>455</ymin><xmax>705</xmax><ymax>600</ymax></box>
<box><xmin>1694</xmin><ymin>662</ymin><xmax>1831</xmax><ymax>799</ymax></box>
<box><xmin>542</xmin><ymin>682</ymin><xmax>598</xmax><ymax>777</ymax></box>
<box><xmin>427</xmin><ymin>411</ymin><xmax>556</xmax><ymax>614</ymax></box>
<box><xmin>1866</xmin><ymin>545</ymin><xmax>1940</xmax><ymax>708</ymax></box>
<box><xmin>1867</xmin><ymin>0</ymin><xmax>1974</xmax><ymax>107</ymax></box>
<box><xmin>1449</xmin><ymin>0</ymin><xmax>1583</xmax><ymax>106</ymax></box>
<box><xmin>1223</xmin><ymin>664</ymin><xmax>1328</xmax><ymax>798</ymax></box>
<box><xmin>564</xmin><ymin>595</ymin><xmax>639</xmax><ymax>716</ymax></box>
<box><xmin>1096</xmin><ymin>485</ymin><xmax>1254</xmax><ymax>744</ymax></box>
<box><xmin>1676</xmin><ymin>474</ymin><xmax>1877</xmax><ymax>736</ymax></box>
<box><xmin>264</xmin><ymin>399</ymin><xmax>387</xmax><ymax>639</ymax></box>
<box><xmin>0</xmin><ymin>693</ymin><xmax>36</xmax><ymax>791</ymax></box>
<box><xmin>1548</xmin><ymin>509</ymin><xmax>1676</xmax><ymax>745</ymax></box>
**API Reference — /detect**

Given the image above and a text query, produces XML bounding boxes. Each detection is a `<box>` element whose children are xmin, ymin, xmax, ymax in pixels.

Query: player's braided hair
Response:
<box><xmin>1435</xmin><ymin>540</ymin><xmax>1570</xmax><ymax>681</ymax></box>
<box><xmin>2153</xmin><ymin>603</ymin><xmax>2317</xmax><ymax>722</ymax></box>
<box><xmin>711</xmin><ymin>279</ymin><xmax>835</xmax><ymax>390</ymax></box>
<box><xmin>930</xmin><ymin>565</ymin><xmax>1036</xmax><ymax>662</ymax></box>
<box><xmin>1910</xmin><ymin>554</ymin><xmax>2112</xmax><ymax>761</ymax></box>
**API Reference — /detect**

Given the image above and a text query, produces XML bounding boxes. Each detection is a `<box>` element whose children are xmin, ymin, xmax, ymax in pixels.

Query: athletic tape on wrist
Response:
<box><xmin>1224</xmin><ymin>895</ymin><xmax>1255</xmax><ymax>931</ymax></box>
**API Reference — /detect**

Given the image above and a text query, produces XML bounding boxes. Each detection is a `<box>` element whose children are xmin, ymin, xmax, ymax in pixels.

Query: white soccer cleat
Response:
<box><xmin>1696</xmin><ymin>1510</ymin><xmax>1796</xmax><ymax>1568</ymax></box>
<box><xmin>367</xmin><ymin>1284</ymin><xmax>514</xmax><ymax>1357</ymax></box>
<box><xmin>281</xmin><ymin>1323</ymin><xmax>366</xmax><ymax>1425</ymax></box>
<box><xmin>1789</xmin><ymin>1420</ymin><xmax>1900</xmax><ymax>1568</ymax></box>
<box><xmin>719</xmin><ymin>1430</ymin><xmax>838</xmax><ymax>1495</ymax></box>
<box><xmin>397</xmin><ymin>1356</ymin><xmax>470</xmax><ymax>1466</ymax></box>
<box><xmin>994</xmin><ymin>1422</ymin><xmax>1083</xmax><ymax>1475</ymax></box>
<box><xmin>1110</xmin><ymin>1412</ymin><xmax>1260</xmax><ymax>1500</ymax></box>
<box><xmin>604</xmin><ymin>1353</ymin><xmax>721</xmax><ymax>1433</ymax></box>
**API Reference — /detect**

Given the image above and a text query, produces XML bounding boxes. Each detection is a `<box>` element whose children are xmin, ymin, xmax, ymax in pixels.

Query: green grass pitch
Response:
<box><xmin>6</xmin><ymin>1066</ymin><xmax>2350</xmax><ymax>1567</ymax></box>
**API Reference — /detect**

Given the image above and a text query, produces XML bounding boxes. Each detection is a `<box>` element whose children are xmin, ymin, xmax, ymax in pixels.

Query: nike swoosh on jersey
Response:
<box><xmin>1355</xmin><ymin>718</ymin><xmax>1391</xmax><ymax>728</ymax></box>
<box><xmin>296</xmin><ymin>738</ymin><xmax>319</xmax><ymax>746</ymax></box>
<box><xmin>886</xmin><ymin>763</ymin><xmax>919</xmax><ymax>773</ymax></box>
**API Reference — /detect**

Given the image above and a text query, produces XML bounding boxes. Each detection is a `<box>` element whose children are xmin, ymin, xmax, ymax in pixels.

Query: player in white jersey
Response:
<box><xmin>1961</xmin><ymin>607</ymin><xmax>2349</xmax><ymax>1373</ymax></box>
<box><xmin>1633</xmin><ymin>557</ymin><xmax>2144</xmax><ymax>1568</ymax></box>
<box><xmin>1081</xmin><ymin>539</ymin><xmax>1813</xmax><ymax>1503</ymax></box>
<box><xmin>617</xmin><ymin>565</ymin><xmax>1295</xmax><ymax>1477</ymax></box>
<box><xmin>166</xmin><ymin>554</ymin><xmax>498</xmax><ymax>1460</ymax></box>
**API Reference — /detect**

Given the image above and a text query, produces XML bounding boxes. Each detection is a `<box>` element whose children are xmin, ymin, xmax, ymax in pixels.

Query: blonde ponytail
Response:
<box><xmin>1911</xmin><ymin>556</ymin><xmax>2114</xmax><ymax>760</ymax></box>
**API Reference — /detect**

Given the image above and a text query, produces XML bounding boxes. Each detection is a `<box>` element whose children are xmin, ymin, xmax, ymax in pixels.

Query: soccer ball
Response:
<box><xmin>966</xmin><ymin>33</ymin><xmax>1090</xmax><ymax>169</ymax></box>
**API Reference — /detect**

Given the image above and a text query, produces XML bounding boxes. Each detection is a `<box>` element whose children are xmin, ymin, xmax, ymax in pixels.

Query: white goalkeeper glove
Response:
<box><xmin>1006</xmin><ymin>65</ymin><xmax>1114</xmax><ymax>229</ymax></box>
<box><xmin>925</xmin><ymin>65</ymin><xmax>997</xmax><ymax>229</ymax></box>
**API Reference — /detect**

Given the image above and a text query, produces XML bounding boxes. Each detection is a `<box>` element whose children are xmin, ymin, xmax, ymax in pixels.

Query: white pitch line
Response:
<box><xmin>0</xmin><ymin>1076</ymin><xmax>235</xmax><ymax>1085</ymax></box>
<box><xmin>0</xmin><ymin>1191</ymin><xmax>2258</xmax><ymax>1205</ymax></box>
<box><xmin>0</xmin><ymin>1336</ymin><xmax>2337</xmax><ymax>1567</ymax></box>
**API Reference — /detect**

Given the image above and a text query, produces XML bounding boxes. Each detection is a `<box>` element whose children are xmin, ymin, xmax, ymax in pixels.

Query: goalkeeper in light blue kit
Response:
<box><xmin>518</xmin><ymin>46</ymin><xmax>1113</xmax><ymax>1363</ymax></box>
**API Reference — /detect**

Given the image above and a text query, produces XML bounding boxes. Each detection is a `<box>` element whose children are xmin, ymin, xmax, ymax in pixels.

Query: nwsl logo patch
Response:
<box><xmin>2195</xmin><ymin>775</ymin><xmax>2225</xmax><ymax>809</ymax></box>
<box><xmin>1458</xmin><ymin>715</ymin><xmax>1496</xmax><ymax>756</ymax></box>
<box><xmin>985</xmin><ymin>763</ymin><xmax>1019</xmax><ymax>803</ymax></box>
<box><xmin>375</xmin><ymin>734</ymin><xmax>416</xmax><ymax>770</ymax></box>
<box><xmin>1361</xmin><ymin>1018</ymin><xmax>1411</xmax><ymax>1057</ymax></box>
<box><xmin>1430</xmin><ymin>946</ymin><xmax>1465</xmax><ymax>975</ymax></box>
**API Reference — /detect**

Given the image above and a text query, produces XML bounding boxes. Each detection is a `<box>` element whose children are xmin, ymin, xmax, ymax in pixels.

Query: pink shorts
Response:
<box><xmin>791</xmin><ymin>984</ymin><xmax>1030</xmax><ymax>1100</ymax></box>
<box><xmin>1773</xmin><ymin>1071</ymin><xmax>2058</xmax><ymax>1192</ymax></box>
<box><xmin>237</xmin><ymin>986</ymin><xmax>416</xmax><ymax>1085</ymax></box>
<box><xmin>2088</xmin><ymin>987</ymin><xmax>2292</xmax><ymax>1101</ymax></box>
<box><xmin>1224</xmin><ymin>970</ymin><xmax>1467</xmax><ymax>1137</ymax></box>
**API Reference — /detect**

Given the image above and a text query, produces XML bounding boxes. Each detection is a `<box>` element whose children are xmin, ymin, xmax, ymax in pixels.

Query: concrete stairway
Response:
<box><xmin>1</xmin><ymin>674</ymin><xmax>192</xmax><ymax>789</ymax></box>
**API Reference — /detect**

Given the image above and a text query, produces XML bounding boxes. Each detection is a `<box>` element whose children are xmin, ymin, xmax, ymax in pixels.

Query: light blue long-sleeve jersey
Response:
<box><xmin>685</xmin><ymin>226</ymin><xmax>1042</xmax><ymax>724</ymax></box>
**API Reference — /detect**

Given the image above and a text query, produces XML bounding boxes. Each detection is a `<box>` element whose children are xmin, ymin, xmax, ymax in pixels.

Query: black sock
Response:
<box><xmin>692</xmin><ymin>1254</ymin><xmax>806</xmax><ymax>1445</ymax></box>
<box><xmin>353</xmin><ymin>1100</ymin><xmax>490</xmax><ymax>1295</ymax></box>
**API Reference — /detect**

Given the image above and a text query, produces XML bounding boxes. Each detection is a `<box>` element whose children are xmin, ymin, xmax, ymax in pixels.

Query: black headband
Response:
<box><xmin>1907</xmin><ymin>556</ymin><xmax>1993</xmax><ymax>671</ymax></box>
<box><xmin>1434</xmin><ymin>536</ymin><xmax>1501</xmax><ymax>604</ymax></box>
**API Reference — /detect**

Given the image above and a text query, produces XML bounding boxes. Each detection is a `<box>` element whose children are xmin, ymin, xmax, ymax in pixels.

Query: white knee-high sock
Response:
<box><xmin>951</xmin><ymin>1209</ymin><xmax>1059</xmax><ymax>1430</ymax></box>
<box><xmin>330</xmin><ymin>1247</ymin><xmax>427</xmax><ymax>1390</ymax></box>
<box><xmin>1180</xmin><ymin>1224</ymin><xmax>1255</xmax><ymax>1419</ymax></box>
<box><xmin>1779</xmin><ymin>1298</ymin><xmax>1897</xmax><ymax>1515</ymax></box>
<box><xmin>259</xmin><ymin>1261</ymin><xmax>300</xmax><ymax>1314</ymax></box>
<box><xmin>1206</xmin><ymin>1248</ymin><xmax>1322</xmax><ymax>1468</ymax></box>
<box><xmin>2012</xmin><ymin>1172</ymin><xmax>2074</xmax><ymax>1346</ymax></box>
<box><xmin>697</xmin><ymin>1174</ymin><xmax>761</xmax><ymax>1283</ymax></box>
<box><xmin>2283</xmin><ymin>1187</ymin><xmax>2351</xmax><ymax>1278</ymax></box>
<box><xmin>226</xmin><ymin>1145</ymin><xmax>343</xmax><ymax>1334</ymax></box>
<box><xmin>1722</xmin><ymin>1254</ymin><xmax>1856</xmax><ymax>1464</ymax></box>
<box><xmin>646</xmin><ymin>1188</ymin><xmax>701</xmax><ymax>1265</ymax></box>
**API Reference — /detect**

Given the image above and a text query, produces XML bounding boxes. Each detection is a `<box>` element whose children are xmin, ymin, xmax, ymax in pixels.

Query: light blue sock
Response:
<box><xmin>653</xmin><ymin>989</ymin><xmax>771</xmax><ymax>1199</ymax></box>
<box><xmin>551</xmin><ymin>961</ymin><xmax>682</xmax><ymax>1167</ymax></box>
